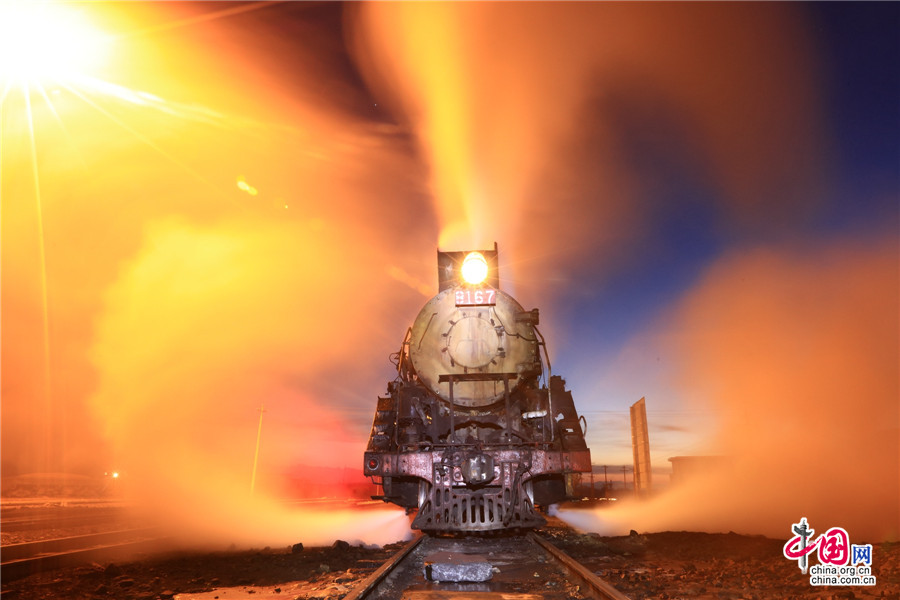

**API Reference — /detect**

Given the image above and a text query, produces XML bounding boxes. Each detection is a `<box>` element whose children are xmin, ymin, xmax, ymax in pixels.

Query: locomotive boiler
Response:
<box><xmin>364</xmin><ymin>245</ymin><xmax>591</xmax><ymax>532</ymax></box>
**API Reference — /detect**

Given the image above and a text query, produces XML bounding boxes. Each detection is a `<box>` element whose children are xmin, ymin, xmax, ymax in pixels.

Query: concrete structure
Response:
<box><xmin>630</xmin><ymin>397</ymin><xmax>652</xmax><ymax>495</ymax></box>
<box><xmin>424</xmin><ymin>552</ymin><xmax>493</xmax><ymax>582</ymax></box>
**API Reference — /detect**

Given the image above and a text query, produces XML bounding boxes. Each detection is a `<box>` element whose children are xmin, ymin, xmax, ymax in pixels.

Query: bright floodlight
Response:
<box><xmin>461</xmin><ymin>252</ymin><xmax>489</xmax><ymax>285</ymax></box>
<box><xmin>0</xmin><ymin>1</ymin><xmax>108</xmax><ymax>82</ymax></box>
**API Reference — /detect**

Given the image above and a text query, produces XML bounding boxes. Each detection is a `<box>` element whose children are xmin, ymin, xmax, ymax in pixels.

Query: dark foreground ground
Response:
<box><xmin>3</xmin><ymin>519</ymin><xmax>898</xmax><ymax>600</ymax></box>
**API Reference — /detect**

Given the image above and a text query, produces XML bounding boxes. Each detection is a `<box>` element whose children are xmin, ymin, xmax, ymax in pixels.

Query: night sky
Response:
<box><xmin>2</xmin><ymin>2</ymin><xmax>897</xmax><ymax>540</ymax></box>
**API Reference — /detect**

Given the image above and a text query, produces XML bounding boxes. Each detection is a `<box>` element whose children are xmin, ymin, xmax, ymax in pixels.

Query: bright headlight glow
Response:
<box><xmin>461</xmin><ymin>252</ymin><xmax>489</xmax><ymax>285</ymax></box>
<box><xmin>0</xmin><ymin>1</ymin><xmax>109</xmax><ymax>82</ymax></box>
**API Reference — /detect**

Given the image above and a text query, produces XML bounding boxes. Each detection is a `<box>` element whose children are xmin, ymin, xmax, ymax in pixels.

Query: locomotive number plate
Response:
<box><xmin>455</xmin><ymin>288</ymin><xmax>497</xmax><ymax>306</ymax></box>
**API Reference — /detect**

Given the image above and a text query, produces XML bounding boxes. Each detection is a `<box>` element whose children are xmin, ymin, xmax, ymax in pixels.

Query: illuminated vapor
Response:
<box><xmin>349</xmin><ymin>3</ymin><xmax>825</xmax><ymax>294</ymax></box>
<box><xmin>387</xmin><ymin>265</ymin><xmax>433</xmax><ymax>298</ymax></box>
<box><xmin>0</xmin><ymin>2</ymin><xmax>259</xmax><ymax>440</ymax></box>
<box><xmin>21</xmin><ymin>84</ymin><xmax>51</xmax><ymax>415</ymax></box>
<box><xmin>557</xmin><ymin>236</ymin><xmax>899</xmax><ymax>542</ymax></box>
<box><xmin>86</xmin><ymin>208</ymin><xmax>426</xmax><ymax>546</ymax></box>
<box><xmin>0</xmin><ymin>0</ymin><xmax>107</xmax><ymax>460</ymax></box>
<box><xmin>1</xmin><ymin>1</ymin><xmax>295</xmax><ymax>226</ymax></box>
<box><xmin>3</xmin><ymin>2</ymin><xmax>430</xmax><ymax>545</ymax></box>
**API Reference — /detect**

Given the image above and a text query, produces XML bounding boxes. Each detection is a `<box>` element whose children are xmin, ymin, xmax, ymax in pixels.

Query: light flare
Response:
<box><xmin>0</xmin><ymin>1</ymin><xmax>111</xmax><ymax>84</ymax></box>
<box><xmin>22</xmin><ymin>80</ymin><xmax>53</xmax><ymax>468</ymax></box>
<box><xmin>1</xmin><ymin>1</ymin><xmax>327</xmax><ymax>480</ymax></box>
<box><xmin>57</xmin><ymin>80</ymin><xmax>224</xmax><ymax>192</ymax></box>
<box><xmin>461</xmin><ymin>251</ymin><xmax>489</xmax><ymax>285</ymax></box>
<box><xmin>237</xmin><ymin>177</ymin><xmax>259</xmax><ymax>196</ymax></box>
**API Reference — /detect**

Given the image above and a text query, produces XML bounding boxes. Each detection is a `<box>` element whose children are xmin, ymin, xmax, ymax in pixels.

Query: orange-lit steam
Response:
<box><xmin>2</xmin><ymin>0</ymin><xmax>889</xmax><ymax>552</ymax></box>
<box><xmin>559</xmin><ymin>234</ymin><xmax>899</xmax><ymax>542</ymax></box>
<box><xmin>88</xmin><ymin>216</ymin><xmax>415</xmax><ymax>546</ymax></box>
<box><xmin>350</xmin><ymin>2</ymin><xmax>600</xmax><ymax>252</ymax></box>
<box><xmin>349</xmin><ymin>3</ymin><xmax>825</xmax><ymax>285</ymax></box>
<box><xmin>2</xmin><ymin>2</ymin><xmax>433</xmax><ymax>545</ymax></box>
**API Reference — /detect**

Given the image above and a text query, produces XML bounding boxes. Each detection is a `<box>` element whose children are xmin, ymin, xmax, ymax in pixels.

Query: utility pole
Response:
<box><xmin>603</xmin><ymin>465</ymin><xmax>609</xmax><ymax>500</ymax></box>
<box><xmin>250</xmin><ymin>404</ymin><xmax>266</xmax><ymax>494</ymax></box>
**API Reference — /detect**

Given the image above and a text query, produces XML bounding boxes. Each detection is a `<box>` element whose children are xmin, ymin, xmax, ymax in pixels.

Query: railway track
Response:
<box><xmin>0</xmin><ymin>527</ymin><xmax>169</xmax><ymax>582</ymax></box>
<box><xmin>343</xmin><ymin>530</ymin><xmax>633</xmax><ymax>600</ymax></box>
<box><xmin>1</xmin><ymin>509</ymin><xmax>128</xmax><ymax>533</ymax></box>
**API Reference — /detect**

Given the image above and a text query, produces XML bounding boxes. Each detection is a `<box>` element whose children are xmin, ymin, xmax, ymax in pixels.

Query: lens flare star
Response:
<box><xmin>0</xmin><ymin>1</ymin><xmax>109</xmax><ymax>86</ymax></box>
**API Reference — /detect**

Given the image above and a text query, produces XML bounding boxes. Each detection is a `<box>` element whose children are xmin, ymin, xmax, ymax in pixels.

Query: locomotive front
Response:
<box><xmin>364</xmin><ymin>245</ymin><xmax>591</xmax><ymax>532</ymax></box>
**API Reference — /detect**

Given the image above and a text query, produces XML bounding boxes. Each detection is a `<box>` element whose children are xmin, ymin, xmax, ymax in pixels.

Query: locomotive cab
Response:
<box><xmin>364</xmin><ymin>245</ymin><xmax>591</xmax><ymax>532</ymax></box>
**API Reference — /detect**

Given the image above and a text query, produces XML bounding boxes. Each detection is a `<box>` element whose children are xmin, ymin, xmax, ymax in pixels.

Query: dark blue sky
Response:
<box><xmin>556</xmin><ymin>0</ymin><xmax>898</xmax><ymax>351</ymax></box>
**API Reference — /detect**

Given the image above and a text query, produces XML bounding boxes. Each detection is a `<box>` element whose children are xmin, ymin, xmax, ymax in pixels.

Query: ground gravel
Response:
<box><xmin>3</xmin><ymin>518</ymin><xmax>897</xmax><ymax>600</ymax></box>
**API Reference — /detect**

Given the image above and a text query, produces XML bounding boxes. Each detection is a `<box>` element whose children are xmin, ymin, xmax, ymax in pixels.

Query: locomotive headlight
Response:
<box><xmin>461</xmin><ymin>252</ymin><xmax>489</xmax><ymax>285</ymax></box>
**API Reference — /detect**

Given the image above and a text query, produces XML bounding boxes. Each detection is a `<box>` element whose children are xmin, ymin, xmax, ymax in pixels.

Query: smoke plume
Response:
<box><xmin>348</xmin><ymin>2</ymin><xmax>826</xmax><ymax>296</ymax></box>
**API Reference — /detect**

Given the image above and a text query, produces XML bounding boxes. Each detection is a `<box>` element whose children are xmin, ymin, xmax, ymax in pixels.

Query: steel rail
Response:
<box><xmin>1</xmin><ymin>528</ymin><xmax>167</xmax><ymax>582</ymax></box>
<box><xmin>339</xmin><ymin>530</ymin><xmax>631</xmax><ymax>600</ymax></box>
<box><xmin>528</xmin><ymin>532</ymin><xmax>633</xmax><ymax>600</ymax></box>
<box><xmin>1</xmin><ymin>512</ymin><xmax>127</xmax><ymax>532</ymax></box>
<box><xmin>342</xmin><ymin>533</ymin><xmax>424</xmax><ymax>600</ymax></box>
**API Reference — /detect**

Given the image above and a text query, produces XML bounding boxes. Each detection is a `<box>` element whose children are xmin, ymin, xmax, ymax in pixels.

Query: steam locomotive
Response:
<box><xmin>364</xmin><ymin>245</ymin><xmax>591</xmax><ymax>532</ymax></box>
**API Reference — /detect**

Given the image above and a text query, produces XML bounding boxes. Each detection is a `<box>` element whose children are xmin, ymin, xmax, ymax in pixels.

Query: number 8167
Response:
<box><xmin>455</xmin><ymin>288</ymin><xmax>496</xmax><ymax>306</ymax></box>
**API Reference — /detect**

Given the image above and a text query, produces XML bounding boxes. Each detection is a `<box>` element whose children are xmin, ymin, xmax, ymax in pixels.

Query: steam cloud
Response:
<box><xmin>350</xmin><ymin>3</ymin><xmax>897</xmax><ymax>542</ymax></box>
<box><xmin>3</xmin><ymin>2</ymin><xmax>895</xmax><ymax>548</ymax></box>
<box><xmin>560</xmin><ymin>235</ymin><xmax>899</xmax><ymax>542</ymax></box>
<box><xmin>82</xmin><ymin>142</ymin><xmax>422</xmax><ymax>546</ymax></box>
<box><xmin>3</xmin><ymin>2</ymin><xmax>430</xmax><ymax>546</ymax></box>
<box><xmin>349</xmin><ymin>2</ymin><xmax>826</xmax><ymax>298</ymax></box>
